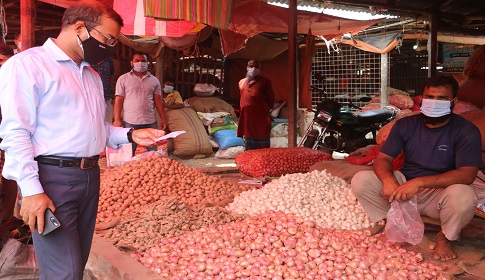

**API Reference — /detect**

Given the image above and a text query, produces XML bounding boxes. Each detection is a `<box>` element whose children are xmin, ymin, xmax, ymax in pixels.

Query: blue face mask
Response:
<box><xmin>133</xmin><ymin>61</ymin><xmax>148</xmax><ymax>73</ymax></box>
<box><xmin>164</xmin><ymin>85</ymin><xmax>174</xmax><ymax>93</ymax></box>
<box><xmin>420</xmin><ymin>99</ymin><xmax>453</xmax><ymax>117</ymax></box>
<box><xmin>246</xmin><ymin>67</ymin><xmax>260</xmax><ymax>79</ymax></box>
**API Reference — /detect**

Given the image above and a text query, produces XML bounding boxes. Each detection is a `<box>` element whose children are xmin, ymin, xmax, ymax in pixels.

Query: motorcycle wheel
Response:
<box><xmin>323</xmin><ymin>132</ymin><xmax>339</xmax><ymax>151</ymax></box>
<box><xmin>303</xmin><ymin>129</ymin><xmax>319</xmax><ymax>148</ymax></box>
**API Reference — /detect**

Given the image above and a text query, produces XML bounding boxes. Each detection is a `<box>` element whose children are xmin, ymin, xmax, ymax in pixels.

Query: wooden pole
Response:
<box><xmin>428</xmin><ymin>14</ymin><xmax>438</xmax><ymax>77</ymax></box>
<box><xmin>287</xmin><ymin>0</ymin><xmax>297</xmax><ymax>147</ymax></box>
<box><xmin>20</xmin><ymin>0</ymin><xmax>35</xmax><ymax>50</ymax></box>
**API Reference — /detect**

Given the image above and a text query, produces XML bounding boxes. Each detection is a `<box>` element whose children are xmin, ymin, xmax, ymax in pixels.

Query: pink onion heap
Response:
<box><xmin>135</xmin><ymin>211</ymin><xmax>444</xmax><ymax>279</ymax></box>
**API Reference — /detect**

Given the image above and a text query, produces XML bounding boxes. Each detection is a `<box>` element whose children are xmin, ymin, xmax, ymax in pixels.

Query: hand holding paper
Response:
<box><xmin>138</xmin><ymin>130</ymin><xmax>186</xmax><ymax>146</ymax></box>
<box><xmin>154</xmin><ymin>130</ymin><xmax>186</xmax><ymax>142</ymax></box>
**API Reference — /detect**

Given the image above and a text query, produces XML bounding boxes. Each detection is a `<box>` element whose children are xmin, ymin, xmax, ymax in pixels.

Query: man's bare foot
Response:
<box><xmin>433</xmin><ymin>231</ymin><xmax>457</xmax><ymax>261</ymax></box>
<box><xmin>363</xmin><ymin>219</ymin><xmax>386</xmax><ymax>236</ymax></box>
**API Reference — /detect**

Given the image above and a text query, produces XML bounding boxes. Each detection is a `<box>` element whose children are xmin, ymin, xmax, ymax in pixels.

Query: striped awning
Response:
<box><xmin>114</xmin><ymin>0</ymin><xmax>200</xmax><ymax>36</ymax></box>
<box><xmin>143</xmin><ymin>0</ymin><xmax>232</xmax><ymax>30</ymax></box>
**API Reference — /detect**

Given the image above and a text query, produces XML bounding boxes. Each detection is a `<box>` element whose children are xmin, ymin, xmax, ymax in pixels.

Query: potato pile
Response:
<box><xmin>235</xmin><ymin>147</ymin><xmax>333</xmax><ymax>177</ymax></box>
<box><xmin>97</xmin><ymin>153</ymin><xmax>254</xmax><ymax>223</ymax></box>
<box><xmin>98</xmin><ymin>196</ymin><xmax>243</xmax><ymax>252</ymax></box>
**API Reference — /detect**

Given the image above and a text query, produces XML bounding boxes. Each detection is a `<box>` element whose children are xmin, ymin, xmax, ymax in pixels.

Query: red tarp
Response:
<box><xmin>114</xmin><ymin>0</ymin><xmax>197</xmax><ymax>36</ymax></box>
<box><xmin>220</xmin><ymin>0</ymin><xmax>381</xmax><ymax>56</ymax></box>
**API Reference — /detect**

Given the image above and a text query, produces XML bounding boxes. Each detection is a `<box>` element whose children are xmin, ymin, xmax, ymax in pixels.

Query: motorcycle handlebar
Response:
<box><xmin>310</xmin><ymin>85</ymin><xmax>327</xmax><ymax>96</ymax></box>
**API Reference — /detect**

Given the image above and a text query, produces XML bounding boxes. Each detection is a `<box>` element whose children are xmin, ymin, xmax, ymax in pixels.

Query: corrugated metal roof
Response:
<box><xmin>263</xmin><ymin>0</ymin><xmax>485</xmax><ymax>35</ymax></box>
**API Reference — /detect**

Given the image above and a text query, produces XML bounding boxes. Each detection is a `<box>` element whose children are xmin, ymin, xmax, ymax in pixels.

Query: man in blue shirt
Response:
<box><xmin>352</xmin><ymin>76</ymin><xmax>482</xmax><ymax>262</ymax></box>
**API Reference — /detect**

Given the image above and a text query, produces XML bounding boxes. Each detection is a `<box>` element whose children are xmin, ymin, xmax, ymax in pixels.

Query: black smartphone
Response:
<box><xmin>39</xmin><ymin>208</ymin><xmax>61</xmax><ymax>236</ymax></box>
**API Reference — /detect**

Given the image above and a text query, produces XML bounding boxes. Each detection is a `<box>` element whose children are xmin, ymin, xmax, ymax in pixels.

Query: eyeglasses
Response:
<box><xmin>85</xmin><ymin>24</ymin><xmax>118</xmax><ymax>47</ymax></box>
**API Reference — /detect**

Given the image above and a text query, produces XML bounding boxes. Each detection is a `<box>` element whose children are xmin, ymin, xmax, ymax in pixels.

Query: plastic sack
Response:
<box><xmin>131</xmin><ymin>150</ymin><xmax>167</xmax><ymax>161</ymax></box>
<box><xmin>385</xmin><ymin>196</ymin><xmax>424</xmax><ymax>245</ymax></box>
<box><xmin>213</xmin><ymin>129</ymin><xmax>244</xmax><ymax>150</ymax></box>
<box><xmin>193</xmin><ymin>83</ymin><xmax>217</xmax><ymax>97</ymax></box>
<box><xmin>0</xmin><ymin>238</ymin><xmax>40</xmax><ymax>279</ymax></box>
<box><xmin>214</xmin><ymin>146</ymin><xmax>245</xmax><ymax>159</ymax></box>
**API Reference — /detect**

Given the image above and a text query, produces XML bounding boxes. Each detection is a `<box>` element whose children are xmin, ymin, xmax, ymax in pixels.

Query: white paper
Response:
<box><xmin>155</xmin><ymin>130</ymin><xmax>186</xmax><ymax>142</ymax></box>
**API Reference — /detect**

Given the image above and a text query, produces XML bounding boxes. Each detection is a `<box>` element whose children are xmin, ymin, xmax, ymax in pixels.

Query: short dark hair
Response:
<box><xmin>62</xmin><ymin>0</ymin><xmax>123</xmax><ymax>29</ymax></box>
<box><xmin>422</xmin><ymin>76</ymin><xmax>459</xmax><ymax>98</ymax></box>
<box><xmin>0</xmin><ymin>42</ymin><xmax>14</xmax><ymax>57</ymax></box>
<box><xmin>132</xmin><ymin>51</ymin><xmax>147</xmax><ymax>59</ymax></box>
<box><xmin>248</xmin><ymin>59</ymin><xmax>261</xmax><ymax>68</ymax></box>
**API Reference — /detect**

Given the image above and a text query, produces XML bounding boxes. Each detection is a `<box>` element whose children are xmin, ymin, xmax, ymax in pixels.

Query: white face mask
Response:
<box><xmin>164</xmin><ymin>85</ymin><xmax>174</xmax><ymax>93</ymax></box>
<box><xmin>420</xmin><ymin>99</ymin><xmax>453</xmax><ymax>117</ymax></box>
<box><xmin>133</xmin><ymin>61</ymin><xmax>148</xmax><ymax>73</ymax></box>
<box><xmin>247</xmin><ymin>67</ymin><xmax>260</xmax><ymax>79</ymax></box>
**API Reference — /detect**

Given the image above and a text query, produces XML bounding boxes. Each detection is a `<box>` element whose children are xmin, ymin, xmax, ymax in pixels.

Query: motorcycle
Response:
<box><xmin>298</xmin><ymin>77</ymin><xmax>397</xmax><ymax>154</ymax></box>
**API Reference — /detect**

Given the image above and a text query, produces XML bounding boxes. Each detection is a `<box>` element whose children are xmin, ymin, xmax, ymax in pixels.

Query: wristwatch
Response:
<box><xmin>127</xmin><ymin>128</ymin><xmax>135</xmax><ymax>143</ymax></box>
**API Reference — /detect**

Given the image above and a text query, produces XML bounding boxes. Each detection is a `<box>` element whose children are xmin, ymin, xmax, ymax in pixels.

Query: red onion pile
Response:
<box><xmin>235</xmin><ymin>147</ymin><xmax>333</xmax><ymax>177</ymax></box>
<box><xmin>135</xmin><ymin>211</ymin><xmax>445</xmax><ymax>279</ymax></box>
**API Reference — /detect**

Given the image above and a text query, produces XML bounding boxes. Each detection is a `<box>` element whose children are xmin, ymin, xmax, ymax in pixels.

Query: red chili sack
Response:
<box><xmin>235</xmin><ymin>147</ymin><xmax>332</xmax><ymax>177</ymax></box>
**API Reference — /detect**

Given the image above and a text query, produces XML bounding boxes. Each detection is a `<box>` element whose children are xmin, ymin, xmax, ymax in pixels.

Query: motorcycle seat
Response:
<box><xmin>356</xmin><ymin>109</ymin><xmax>394</xmax><ymax>124</ymax></box>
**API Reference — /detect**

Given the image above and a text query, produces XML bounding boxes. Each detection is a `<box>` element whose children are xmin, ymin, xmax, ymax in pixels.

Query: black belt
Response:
<box><xmin>34</xmin><ymin>155</ymin><xmax>99</xmax><ymax>170</ymax></box>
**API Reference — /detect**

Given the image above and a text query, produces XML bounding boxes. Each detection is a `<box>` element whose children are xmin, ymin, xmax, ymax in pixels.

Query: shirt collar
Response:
<box><xmin>43</xmin><ymin>38</ymin><xmax>91</xmax><ymax>69</ymax></box>
<box><xmin>130</xmin><ymin>69</ymin><xmax>151</xmax><ymax>78</ymax></box>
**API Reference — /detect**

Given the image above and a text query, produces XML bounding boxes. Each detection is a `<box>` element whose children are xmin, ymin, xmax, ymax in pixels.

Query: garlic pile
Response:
<box><xmin>227</xmin><ymin>170</ymin><xmax>372</xmax><ymax>230</ymax></box>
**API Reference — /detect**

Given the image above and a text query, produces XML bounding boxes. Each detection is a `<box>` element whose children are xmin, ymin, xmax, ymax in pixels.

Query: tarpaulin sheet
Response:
<box><xmin>220</xmin><ymin>0</ymin><xmax>380</xmax><ymax>56</ymax></box>
<box><xmin>114</xmin><ymin>0</ymin><xmax>197</xmax><ymax>36</ymax></box>
<box><xmin>341</xmin><ymin>31</ymin><xmax>401</xmax><ymax>54</ymax></box>
<box><xmin>143</xmin><ymin>0</ymin><xmax>232</xmax><ymax>30</ymax></box>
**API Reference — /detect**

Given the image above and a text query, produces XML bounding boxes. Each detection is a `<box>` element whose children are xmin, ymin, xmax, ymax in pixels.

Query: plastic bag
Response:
<box><xmin>106</xmin><ymin>143</ymin><xmax>132</xmax><ymax>168</ymax></box>
<box><xmin>0</xmin><ymin>238</ymin><xmax>40</xmax><ymax>279</ymax></box>
<box><xmin>385</xmin><ymin>196</ymin><xmax>424</xmax><ymax>245</ymax></box>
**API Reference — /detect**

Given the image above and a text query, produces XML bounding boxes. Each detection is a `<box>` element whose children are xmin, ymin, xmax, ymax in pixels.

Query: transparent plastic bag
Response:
<box><xmin>385</xmin><ymin>196</ymin><xmax>424</xmax><ymax>245</ymax></box>
<box><xmin>106</xmin><ymin>143</ymin><xmax>132</xmax><ymax>168</ymax></box>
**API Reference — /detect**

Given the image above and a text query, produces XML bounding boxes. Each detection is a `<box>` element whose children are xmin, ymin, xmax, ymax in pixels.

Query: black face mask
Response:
<box><xmin>420</xmin><ymin>113</ymin><xmax>452</xmax><ymax>124</ymax></box>
<box><xmin>79</xmin><ymin>35</ymin><xmax>115</xmax><ymax>65</ymax></box>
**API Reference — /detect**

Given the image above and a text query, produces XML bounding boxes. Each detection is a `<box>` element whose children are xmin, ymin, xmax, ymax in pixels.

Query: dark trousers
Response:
<box><xmin>124</xmin><ymin>121</ymin><xmax>158</xmax><ymax>156</ymax></box>
<box><xmin>243</xmin><ymin>137</ymin><xmax>271</xmax><ymax>150</ymax></box>
<box><xmin>32</xmin><ymin>164</ymin><xmax>100</xmax><ymax>280</ymax></box>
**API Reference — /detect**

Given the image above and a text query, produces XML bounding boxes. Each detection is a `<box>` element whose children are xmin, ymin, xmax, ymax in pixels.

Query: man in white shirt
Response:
<box><xmin>0</xmin><ymin>42</ymin><xmax>17</xmax><ymax>224</ymax></box>
<box><xmin>0</xmin><ymin>1</ymin><xmax>164</xmax><ymax>279</ymax></box>
<box><xmin>114</xmin><ymin>51</ymin><xmax>167</xmax><ymax>156</ymax></box>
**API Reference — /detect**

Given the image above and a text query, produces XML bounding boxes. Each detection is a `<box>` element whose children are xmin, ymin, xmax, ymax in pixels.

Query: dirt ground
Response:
<box><xmin>174</xmin><ymin>155</ymin><xmax>485</xmax><ymax>280</ymax></box>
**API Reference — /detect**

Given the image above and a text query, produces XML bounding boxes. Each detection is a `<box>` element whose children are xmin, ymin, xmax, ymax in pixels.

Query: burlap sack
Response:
<box><xmin>187</xmin><ymin>96</ymin><xmax>237</xmax><ymax>121</ymax></box>
<box><xmin>460</xmin><ymin>109</ymin><xmax>485</xmax><ymax>152</ymax></box>
<box><xmin>165</xmin><ymin>108</ymin><xmax>213</xmax><ymax>157</ymax></box>
<box><xmin>458</xmin><ymin>45</ymin><xmax>485</xmax><ymax>108</ymax></box>
<box><xmin>458</xmin><ymin>78</ymin><xmax>485</xmax><ymax>109</ymax></box>
<box><xmin>463</xmin><ymin>45</ymin><xmax>485</xmax><ymax>78</ymax></box>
